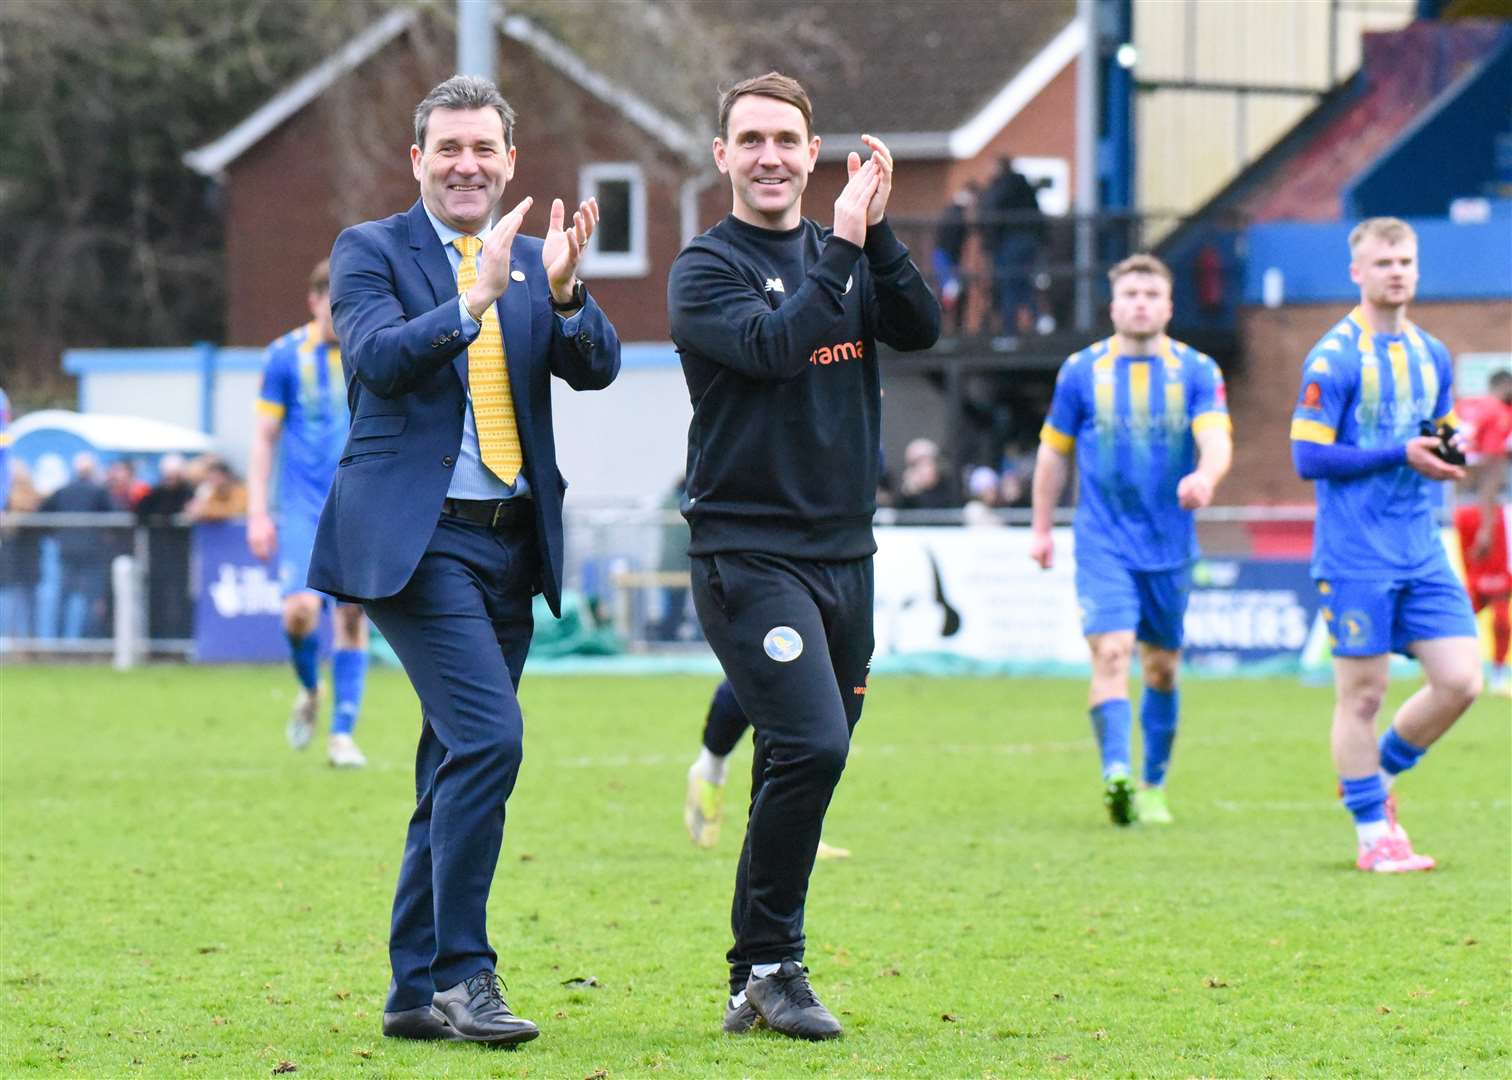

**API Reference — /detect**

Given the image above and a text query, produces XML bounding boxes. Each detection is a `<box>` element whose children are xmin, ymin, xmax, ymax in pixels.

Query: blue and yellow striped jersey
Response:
<box><xmin>1040</xmin><ymin>335</ymin><xmax>1230</xmax><ymax>570</ymax></box>
<box><xmin>255</xmin><ymin>323</ymin><xmax>348</xmax><ymax>519</ymax></box>
<box><xmin>1290</xmin><ymin>307</ymin><xmax>1456</xmax><ymax>580</ymax></box>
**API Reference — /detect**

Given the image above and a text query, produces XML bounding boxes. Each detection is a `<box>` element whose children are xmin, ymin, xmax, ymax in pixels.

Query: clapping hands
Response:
<box><xmin>834</xmin><ymin>135</ymin><xmax>894</xmax><ymax>245</ymax></box>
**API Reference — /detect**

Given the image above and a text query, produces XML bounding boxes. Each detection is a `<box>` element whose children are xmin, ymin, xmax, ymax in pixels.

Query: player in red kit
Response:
<box><xmin>1454</xmin><ymin>369</ymin><xmax>1512</xmax><ymax>696</ymax></box>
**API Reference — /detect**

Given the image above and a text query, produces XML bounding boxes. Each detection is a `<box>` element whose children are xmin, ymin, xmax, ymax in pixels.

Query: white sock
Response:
<box><xmin>751</xmin><ymin>962</ymin><xmax>781</xmax><ymax>979</ymax></box>
<box><xmin>1356</xmin><ymin>819</ymin><xmax>1392</xmax><ymax>847</ymax></box>
<box><xmin>729</xmin><ymin>990</ymin><xmax>747</xmax><ymax>1008</ymax></box>
<box><xmin>692</xmin><ymin>747</ymin><xmax>728</xmax><ymax>786</ymax></box>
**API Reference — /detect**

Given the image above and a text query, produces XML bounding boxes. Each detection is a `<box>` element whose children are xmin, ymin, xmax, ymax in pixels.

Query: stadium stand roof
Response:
<box><xmin>1169</xmin><ymin>19</ymin><xmax>1508</xmax><ymax>228</ymax></box>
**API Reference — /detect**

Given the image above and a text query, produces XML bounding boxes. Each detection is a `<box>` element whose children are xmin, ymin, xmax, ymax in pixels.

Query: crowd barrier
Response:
<box><xmin>2</xmin><ymin>505</ymin><xmax>1493</xmax><ymax>678</ymax></box>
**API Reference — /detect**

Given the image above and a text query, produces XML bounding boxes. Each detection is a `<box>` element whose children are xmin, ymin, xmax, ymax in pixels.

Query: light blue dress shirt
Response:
<box><xmin>424</xmin><ymin>205</ymin><xmax>582</xmax><ymax>502</ymax></box>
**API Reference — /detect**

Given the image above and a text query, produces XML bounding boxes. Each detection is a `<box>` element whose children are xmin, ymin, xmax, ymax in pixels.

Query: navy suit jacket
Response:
<box><xmin>309</xmin><ymin>199</ymin><xmax>620</xmax><ymax>616</ymax></box>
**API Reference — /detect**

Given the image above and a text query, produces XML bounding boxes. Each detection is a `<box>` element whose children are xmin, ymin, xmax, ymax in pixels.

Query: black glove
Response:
<box><xmin>1418</xmin><ymin>420</ymin><xmax>1466</xmax><ymax>466</ymax></box>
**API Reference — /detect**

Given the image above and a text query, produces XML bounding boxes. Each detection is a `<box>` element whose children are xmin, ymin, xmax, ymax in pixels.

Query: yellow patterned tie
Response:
<box><xmin>454</xmin><ymin>235</ymin><xmax>523</xmax><ymax>484</ymax></box>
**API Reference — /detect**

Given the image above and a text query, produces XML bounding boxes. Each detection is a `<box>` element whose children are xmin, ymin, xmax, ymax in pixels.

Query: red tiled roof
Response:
<box><xmin>687</xmin><ymin>0</ymin><xmax>1077</xmax><ymax>135</ymax></box>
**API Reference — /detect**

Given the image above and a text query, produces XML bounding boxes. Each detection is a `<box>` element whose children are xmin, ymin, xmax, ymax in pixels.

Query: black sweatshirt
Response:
<box><xmin>668</xmin><ymin>214</ymin><xmax>941</xmax><ymax>559</ymax></box>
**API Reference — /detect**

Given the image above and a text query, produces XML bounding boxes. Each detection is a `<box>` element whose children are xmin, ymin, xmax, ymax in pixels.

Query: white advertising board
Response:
<box><xmin>873</xmin><ymin>526</ymin><xmax>1085</xmax><ymax>663</ymax></box>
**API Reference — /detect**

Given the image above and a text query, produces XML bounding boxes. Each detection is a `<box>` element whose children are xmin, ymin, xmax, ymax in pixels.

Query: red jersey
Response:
<box><xmin>1456</xmin><ymin>394</ymin><xmax>1512</xmax><ymax>464</ymax></box>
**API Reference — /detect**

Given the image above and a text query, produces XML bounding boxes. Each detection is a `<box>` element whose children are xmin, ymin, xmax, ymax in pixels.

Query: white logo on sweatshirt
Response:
<box><xmin>763</xmin><ymin>278</ymin><xmax>786</xmax><ymax>294</ymax></box>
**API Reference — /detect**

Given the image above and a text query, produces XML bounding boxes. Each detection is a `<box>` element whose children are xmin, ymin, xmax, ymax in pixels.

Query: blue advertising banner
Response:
<box><xmin>193</xmin><ymin>521</ymin><xmax>327</xmax><ymax>662</ymax></box>
<box><xmin>1184</xmin><ymin>558</ymin><xmax>1319</xmax><ymax>672</ymax></box>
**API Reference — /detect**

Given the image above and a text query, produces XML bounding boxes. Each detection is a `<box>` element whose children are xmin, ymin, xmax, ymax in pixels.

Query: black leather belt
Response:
<box><xmin>441</xmin><ymin>497</ymin><xmax>533</xmax><ymax>529</ymax></box>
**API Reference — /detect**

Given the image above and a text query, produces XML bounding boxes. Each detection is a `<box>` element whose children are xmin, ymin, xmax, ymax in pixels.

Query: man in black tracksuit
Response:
<box><xmin>668</xmin><ymin>72</ymin><xmax>940</xmax><ymax>1040</ymax></box>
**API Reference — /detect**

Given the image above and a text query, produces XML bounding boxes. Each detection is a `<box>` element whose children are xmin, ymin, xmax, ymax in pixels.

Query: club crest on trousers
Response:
<box><xmin>763</xmin><ymin>626</ymin><xmax>803</xmax><ymax>662</ymax></box>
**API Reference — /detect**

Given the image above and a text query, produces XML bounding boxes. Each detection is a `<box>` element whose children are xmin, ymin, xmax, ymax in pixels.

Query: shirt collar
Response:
<box><xmin>422</xmin><ymin>203</ymin><xmax>492</xmax><ymax>251</ymax></box>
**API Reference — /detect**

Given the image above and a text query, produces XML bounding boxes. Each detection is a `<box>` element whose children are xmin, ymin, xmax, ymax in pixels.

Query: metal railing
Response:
<box><xmin>1</xmin><ymin>513</ymin><xmax>194</xmax><ymax>662</ymax></box>
<box><xmin>0</xmin><ymin>504</ymin><xmax>1332</xmax><ymax>663</ymax></box>
<box><xmin>883</xmin><ymin>208</ymin><xmax>1246</xmax><ymax>345</ymax></box>
<box><xmin>559</xmin><ymin>502</ymin><xmax>1322</xmax><ymax>654</ymax></box>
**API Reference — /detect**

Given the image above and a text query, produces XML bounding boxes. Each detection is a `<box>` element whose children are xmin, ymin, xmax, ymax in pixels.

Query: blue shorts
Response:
<box><xmin>1075</xmin><ymin>556</ymin><xmax>1191</xmax><ymax>649</ymax></box>
<box><xmin>1318</xmin><ymin>562</ymin><xmax>1477</xmax><ymax>658</ymax></box>
<box><xmin>277</xmin><ymin>513</ymin><xmax>324</xmax><ymax>600</ymax></box>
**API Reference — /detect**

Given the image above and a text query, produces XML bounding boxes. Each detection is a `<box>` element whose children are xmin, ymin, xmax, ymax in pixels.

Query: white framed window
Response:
<box><xmin>579</xmin><ymin>162</ymin><xmax>647</xmax><ymax>277</ymax></box>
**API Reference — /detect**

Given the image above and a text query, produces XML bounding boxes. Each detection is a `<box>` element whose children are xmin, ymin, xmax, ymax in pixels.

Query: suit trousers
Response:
<box><xmin>690</xmin><ymin>551</ymin><xmax>873</xmax><ymax>995</ymax></box>
<box><xmin>363</xmin><ymin>512</ymin><xmax>538</xmax><ymax>1011</ymax></box>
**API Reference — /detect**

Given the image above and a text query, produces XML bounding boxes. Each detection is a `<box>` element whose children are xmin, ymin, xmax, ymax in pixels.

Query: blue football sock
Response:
<box><xmin>1089</xmin><ymin>699</ymin><xmax>1133</xmax><ymax>779</ymax></box>
<box><xmin>330</xmin><ymin>648</ymin><xmax>368</xmax><ymax>736</ymax></box>
<box><xmin>1339</xmin><ymin>774</ymin><xmax>1387</xmax><ymax>825</ymax></box>
<box><xmin>1140</xmin><ymin>686</ymin><xmax>1178</xmax><ymax>787</ymax></box>
<box><xmin>1378</xmin><ymin>727</ymin><xmax>1426</xmax><ymax>777</ymax></box>
<box><xmin>287</xmin><ymin>632</ymin><xmax>319</xmax><ymax>692</ymax></box>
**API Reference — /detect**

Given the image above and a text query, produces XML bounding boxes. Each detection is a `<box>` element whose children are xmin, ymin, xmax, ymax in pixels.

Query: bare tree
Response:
<box><xmin>0</xmin><ymin>0</ymin><xmax>855</xmax><ymax>402</ymax></box>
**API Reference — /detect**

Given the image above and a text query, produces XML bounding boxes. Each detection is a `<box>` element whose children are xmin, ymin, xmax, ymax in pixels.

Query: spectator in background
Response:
<box><xmin>186</xmin><ymin>457</ymin><xmax>247</xmax><ymax>522</ymax></box>
<box><xmin>966</xmin><ymin>465</ymin><xmax>1001</xmax><ymax>507</ymax></box>
<box><xmin>137</xmin><ymin>454</ymin><xmax>196</xmax><ymax>520</ymax></box>
<box><xmin>105</xmin><ymin>459</ymin><xmax>149</xmax><ymax>510</ymax></box>
<box><xmin>136</xmin><ymin>453</ymin><xmax>197</xmax><ymax>641</ymax></box>
<box><xmin>998</xmin><ymin>465</ymin><xmax>1030</xmax><ymax>509</ymax></box>
<box><xmin>983</xmin><ymin>156</ymin><xmax>1046</xmax><ymax>349</ymax></box>
<box><xmin>932</xmin><ymin>183</ymin><xmax>977</xmax><ymax>337</ymax></box>
<box><xmin>40</xmin><ymin>452</ymin><xmax>114</xmax><ymax>639</ymax></box>
<box><xmin>896</xmin><ymin>437</ymin><xmax>957</xmax><ymax>511</ymax></box>
<box><xmin>962</xmin><ymin>465</ymin><xmax>1003</xmax><ymax>527</ymax></box>
<box><xmin>103</xmin><ymin>459</ymin><xmax>148</xmax><ymax>580</ymax></box>
<box><xmin>1</xmin><ymin>459</ymin><xmax>43</xmax><ymax>641</ymax></box>
<box><xmin>184</xmin><ymin>454</ymin><xmax>211</xmax><ymax>490</ymax></box>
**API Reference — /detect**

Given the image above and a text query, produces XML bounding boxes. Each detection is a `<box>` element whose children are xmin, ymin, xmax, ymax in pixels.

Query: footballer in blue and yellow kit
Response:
<box><xmin>1041</xmin><ymin>334</ymin><xmax>1230</xmax><ymax>646</ymax></box>
<box><xmin>1031</xmin><ymin>255</ymin><xmax>1233</xmax><ymax>827</ymax></box>
<box><xmin>255</xmin><ymin>323</ymin><xmax>349</xmax><ymax>598</ymax></box>
<box><xmin>1290</xmin><ymin>306</ymin><xmax>1477</xmax><ymax>657</ymax></box>
<box><xmin>248</xmin><ymin>263</ymin><xmax>369</xmax><ymax>768</ymax></box>
<box><xmin>1291</xmin><ymin>218</ymin><xmax>1483</xmax><ymax>874</ymax></box>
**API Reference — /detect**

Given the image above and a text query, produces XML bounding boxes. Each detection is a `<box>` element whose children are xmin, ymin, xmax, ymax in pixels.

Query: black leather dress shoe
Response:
<box><xmin>745</xmin><ymin>961</ymin><xmax>843</xmax><ymax>1040</ymax></box>
<box><xmin>382</xmin><ymin>1005</ymin><xmax>458</xmax><ymax>1040</ymax></box>
<box><xmin>432</xmin><ymin>970</ymin><xmax>540</xmax><ymax>1045</ymax></box>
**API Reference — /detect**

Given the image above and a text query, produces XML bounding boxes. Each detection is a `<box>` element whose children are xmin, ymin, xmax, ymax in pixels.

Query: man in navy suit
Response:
<box><xmin>309</xmin><ymin>74</ymin><xmax>620</xmax><ymax>1046</ymax></box>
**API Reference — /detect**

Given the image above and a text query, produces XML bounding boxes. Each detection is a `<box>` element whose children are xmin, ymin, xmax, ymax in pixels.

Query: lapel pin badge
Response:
<box><xmin>510</xmin><ymin>269</ymin><xmax>526</xmax><ymax>282</ymax></box>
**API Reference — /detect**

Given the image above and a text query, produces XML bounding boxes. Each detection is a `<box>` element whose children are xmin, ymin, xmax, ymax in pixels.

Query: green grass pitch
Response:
<box><xmin>2</xmin><ymin>666</ymin><xmax>1508</xmax><ymax>1077</ymax></box>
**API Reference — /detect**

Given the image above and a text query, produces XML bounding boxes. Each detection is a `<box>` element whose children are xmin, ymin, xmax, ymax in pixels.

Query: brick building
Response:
<box><xmin>183</xmin><ymin>1</ymin><xmax>1084</xmax><ymax>497</ymax></box>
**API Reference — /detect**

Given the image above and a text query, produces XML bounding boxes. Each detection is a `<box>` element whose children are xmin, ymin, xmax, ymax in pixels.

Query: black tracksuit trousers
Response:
<box><xmin>690</xmin><ymin>550</ymin><xmax>873</xmax><ymax>995</ymax></box>
<box><xmin>702</xmin><ymin>678</ymin><xmax>749</xmax><ymax>757</ymax></box>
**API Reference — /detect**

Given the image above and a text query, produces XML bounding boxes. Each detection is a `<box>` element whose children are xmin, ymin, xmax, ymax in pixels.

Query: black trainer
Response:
<box><xmin>431</xmin><ymin>970</ymin><xmax>540</xmax><ymax>1045</ymax></box>
<box><xmin>744</xmin><ymin>961</ymin><xmax>842</xmax><ymax>1040</ymax></box>
<box><xmin>382</xmin><ymin>1005</ymin><xmax>458</xmax><ymax>1040</ymax></box>
<box><xmin>722</xmin><ymin>994</ymin><xmax>761</xmax><ymax>1034</ymax></box>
